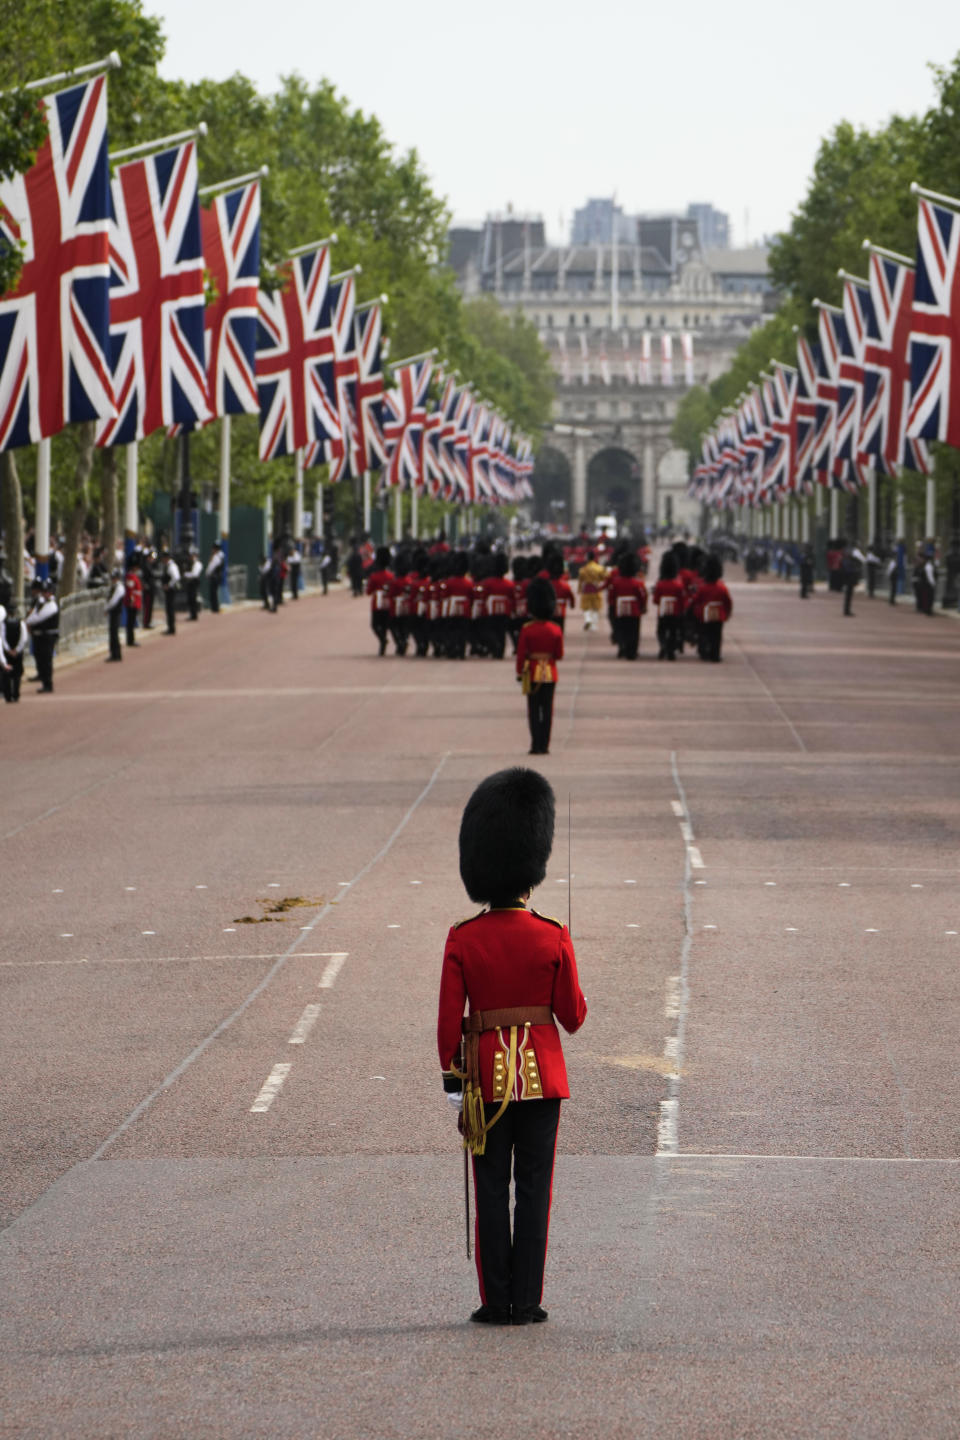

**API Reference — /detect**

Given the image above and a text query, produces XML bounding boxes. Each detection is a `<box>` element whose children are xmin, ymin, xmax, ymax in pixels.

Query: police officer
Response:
<box><xmin>26</xmin><ymin>579</ymin><xmax>59</xmax><ymax>692</ymax></box>
<box><xmin>105</xmin><ymin>568</ymin><xmax>125</xmax><ymax>661</ymax></box>
<box><xmin>0</xmin><ymin>603</ymin><xmax>27</xmax><ymax>701</ymax></box>
<box><xmin>160</xmin><ymin>549</ymin><xmax>180</xmax><ymax>634</ymax></box>
<box><xmin>437</xmin><ymin>768</ymin><xmax>587</xmax><ymax>1326</ymax></box>
<box><xmin>206</xmin><ymin>543</ymin><xmax>225</xmax><ymax>613</ymax></box>
<box><xmin>184</xmin><ymin>548</ymin><xmax>202</xmax><ymax>620</ymax></box>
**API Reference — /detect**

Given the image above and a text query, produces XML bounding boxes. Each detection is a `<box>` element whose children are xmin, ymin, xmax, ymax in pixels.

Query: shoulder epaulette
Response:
<box><xmin>529</xmin><ymin>907</ymin><xmax>564</xmax><ymax>929</ymax></box>
<box><xmin>453</xmin><ymin>909</ymin><xmax>487</xmax><ymax>930</ymax></box>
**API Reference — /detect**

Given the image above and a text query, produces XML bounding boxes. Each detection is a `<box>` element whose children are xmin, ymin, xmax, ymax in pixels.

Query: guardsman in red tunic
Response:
<box><xmin>538</xmin><ymin>552</ymin><xmax>575</xmax><ymax>632</ymax></box>
<box><xmin>516</xmin><ymin>577</ymin><xmax>564</xmax><ymax>755</ymax></box>
<box><xmin>607</xmin><ymin>551</ymin><xmax>647</xmax><ymax>659</ymax></box>
<box><xmin>691</xmin><ymin>553</ymin><xmax>733</xmax><ymax>662</ymax></box>
<box><xmin>438</xmin><ymin>767</ymin><xmax>587</xmax><ymax>1325</ymax></box>
<box><xmin>443</xmin><ymin>551</ymin><xmax>475</xmax><ymax>660</ymax></box>
<box><xmin>387</xmin><ymin>553</ymin><xmax>412</xmax><ymax>656</ymax></box>
<box><xmin>480</xmin><ymin>552</ymin><xmax>516</xmax><ymax>659</ymax></box>
<box><xmin>123</xmin><ymin>562</ymin><xmax>142</xmax><ymax>648</ymax></box>
<box><xmin>365</xmin><ymin>545</ymin><xmax>394</xmax><ymax>656</ymax></box>
<box><xmin>652</xmin><ymin>550</ymin><xmax>685</xmax><ymax>661</ymax></box>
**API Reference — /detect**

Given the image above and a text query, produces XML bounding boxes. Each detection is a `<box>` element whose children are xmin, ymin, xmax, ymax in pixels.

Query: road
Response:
<box><xmin>1</xmin><ymin>571</ymin><xmax>958</xmax><ymax>1439</ymax></box>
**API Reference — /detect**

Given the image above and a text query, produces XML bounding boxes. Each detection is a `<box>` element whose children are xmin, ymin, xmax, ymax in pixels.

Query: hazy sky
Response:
<box><xmin>154</xmin><ymin>0</ymin><xmax>960</xmax><ymax>247</ymax></box>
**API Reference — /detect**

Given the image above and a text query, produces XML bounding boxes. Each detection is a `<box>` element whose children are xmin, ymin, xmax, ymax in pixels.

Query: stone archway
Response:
<box><xmin>530</xmin><ymin>445</ymin><xmax>573</xmax><ymax>527</ymax></box>
<box><xmin>586</xmin><ymin>446</ymin><xmax>642</xmax><ymax>528</ymax></box>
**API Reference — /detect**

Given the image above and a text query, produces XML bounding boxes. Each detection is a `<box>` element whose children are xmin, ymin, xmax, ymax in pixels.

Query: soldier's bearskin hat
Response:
<box><xmin>526</xmin><ymin>576</ymin><xmax>556</xmax><ymax>621</ymax></box>
<box><xmin>459</xmin><ymin>767</ymin><xmax>555</xmax><ymax>906</ymax></box>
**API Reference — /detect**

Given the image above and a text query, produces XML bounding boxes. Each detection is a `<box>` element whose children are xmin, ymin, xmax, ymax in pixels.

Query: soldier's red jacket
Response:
<box><xmin>516</xmin><ymin>618</ymin><xmax>564</xmax><ymax>682</ymax></box>
<box><xmin>608</xmin><ymin>574</ymin><xmax>648</xmax><ymax>616</ymax></box>
<box><xmin>652</xmin><ymin>577</ymin><xmax>685</xmax><ymax>614</ymax></box>
<box><xmin>438</xmin><ymin>906</ymin><xmax>587</xmax><ymax>1102</ymax></box>
<box><xmin>536</xmin><ymin>569</ymin><xmax>576</xmax><ymax>617</ymax></box>
<box><xmin>480</xmin><ymin>575</ymin><xmax>516</xmax><ymax>617</ymax></box>
<box><xmin>442</xmin><ymin>573</ymin><xmax>474</xmax><ymax>618</ymax></box>
<box><xmin>366</xmin><ymin>567</ymin><xmax>394</xmax><ymax>611</ymax></box>
<box><xmin>691</xmin><ymin>580</ymin><xmax>733</xmax><ymax>622</ymax></box>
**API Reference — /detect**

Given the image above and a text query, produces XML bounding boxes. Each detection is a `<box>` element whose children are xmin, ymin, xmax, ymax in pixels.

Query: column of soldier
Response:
<box><xmin>361</xmin><ymin>537</ymin><xmax>733</xmax><ymax>664</ymax></box>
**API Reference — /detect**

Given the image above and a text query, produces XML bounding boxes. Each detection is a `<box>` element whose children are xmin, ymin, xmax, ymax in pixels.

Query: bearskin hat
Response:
<box><xmin>459</xmin><ymin>767</ymin><xmax>555</xmax><ymax>906</ymax></box>
<box><xmin>526</xmin><ymin>576</ymin><xmax>556</xmax><ymax>621</ymax></box>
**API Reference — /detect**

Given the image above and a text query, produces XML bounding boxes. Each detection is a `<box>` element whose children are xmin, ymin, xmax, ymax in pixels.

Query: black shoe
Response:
<box><xmin>512</xmin><ymin>1305</ymin><xmax>548</xmax><ymax>1325</ymax></box>
<box><xmin>470</xmin><ymin>1305</ymin><xmax>511</xmax><ymax>1326</ymax></box>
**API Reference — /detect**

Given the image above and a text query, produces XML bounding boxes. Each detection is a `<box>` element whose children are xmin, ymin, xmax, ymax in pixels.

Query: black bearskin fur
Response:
<box><xmin>459</xmin><ymin>767</ymin><xmax>555</xmax><ymax>905</ymax></box>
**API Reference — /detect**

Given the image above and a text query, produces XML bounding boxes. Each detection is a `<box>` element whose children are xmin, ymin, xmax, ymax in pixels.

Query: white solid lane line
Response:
<box><xmin>250</xmin><ymin>1063</ymin><xmax>292</xmax><ymax>1113</ymax></box>
<box><xmin>288</xmin><ymin>1004</ymin><xmax>322</xmax><ymax>1045</ymax></box>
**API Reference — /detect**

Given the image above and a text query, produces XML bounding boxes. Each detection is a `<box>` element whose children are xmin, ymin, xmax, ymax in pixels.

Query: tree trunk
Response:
<box><xmin>100</xmin><ymin>447</ymin><xmax>118</xmax><ymax>566</ymax></box>
<box><xmin>58</xmin><ymin>422</ymin><xmax>96</xmax><ymax>601</ymax></box>
<box><xmin>1</xmin><ymin>450</ymin><xmax>25</xmax><ymax>600</ymax></box>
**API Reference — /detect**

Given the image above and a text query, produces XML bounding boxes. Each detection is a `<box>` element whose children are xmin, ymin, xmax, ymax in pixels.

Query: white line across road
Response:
<box><xmin>0</xmin><ymin>952</ymin><xmax>342</xmax><ymax>969</ymax></box>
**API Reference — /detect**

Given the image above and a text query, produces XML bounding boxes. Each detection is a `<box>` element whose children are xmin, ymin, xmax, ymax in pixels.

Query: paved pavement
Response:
<box><xmin>1</xmin><ymin>569</ymin><xmax>958</xmax><ymax>1439</ymax></box>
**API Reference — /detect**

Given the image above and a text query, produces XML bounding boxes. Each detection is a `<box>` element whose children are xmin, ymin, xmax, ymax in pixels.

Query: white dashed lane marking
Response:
<box><xmin>318</xmin><ymin>953</ymin><xmax>348</xmax><ymax>989</ymax></box>
<box><xmin>250</xmin><ymin>1063</ymin><xmax>291</xmax><ymax>1113</ymax></box>
<box><xmin>288</xmin><ymin>1004</ymin><xmax>322</xmax><ymax>1046</ymax></box>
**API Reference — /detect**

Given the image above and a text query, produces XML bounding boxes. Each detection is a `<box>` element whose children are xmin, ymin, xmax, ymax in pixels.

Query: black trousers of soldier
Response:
<box><xmin>699</xmin><ymin>620</ymin><xmax>724</xmax><ymax>662</ymax></box>
<box><xmin>657</xmin><ymin>615</ymin><xmax>682</xmax><ymax>659</ymax></box>
<box><xmin>125</xmin><ymin>608</ymin><xmax>137</xmax><ymax>646</ymax></box>
<box><xmin>108</xmin><ymin>608</ymin><xmax>123</xmax><ymax>661</ymax></box>
<box><xmin>371</xmin><ymin>608</ymin><xmax>390</xmax><ymax>654</ymax></box>
<box><xmin>614</xmin><ymin>615</ymin><xmax>640</xmax><ymax>659</ymax></box>
<box><xmin>446</xmin><ymin>617</ymin><xmax>468</xmax><ymax>659</ymax></box>
<box><xmin>472</xmin><ymin>1098</ymin><xmax>561</xmax><ymax>1312</ymax></box>
<box><xmin>2</xmin><ymin>654</ymin><xmax>23</xmax><ymax>701</ymax></box>
<box><xmin>164</xmin><ymin>590</ymin><xmax>176</xmax><ymax>634</ymax></box>
<box><xmin>142</xmin><ymin>589</ymin><xmax>154</xmax><ymax>628</ymax></box>
<box><xmin>526</xmin><ymin>681</ymin><xmax>555</xmax><ymax>754</ymax></box>
<box><xmin>387</xmin><ymin>617</ymin><xmax>408</xmax><ymax>655</ymax></box>
<box><xmin>489</xmin><ymin>616</ymin><xmax>508</xmax><ymax>659</ymax></box>
<box><xmin>209</xmin><ymin>577</ymin><xmax>220</xmax><ymax>613</ymax></box>
<box><xmin>33</xmin><ymin>636</ymin><xmax>55</xmax><ymax>690</ymax></box>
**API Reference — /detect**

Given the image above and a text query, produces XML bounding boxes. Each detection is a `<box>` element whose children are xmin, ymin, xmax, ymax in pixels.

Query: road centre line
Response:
<box><xmin>250</xmin><ymin>1064</ymin><xmax>291</xmax><ymax>1113</ymax></box>
<box><xmin>657</xmin><ymin>752</ymin><xmax>695</xmax><ymax>1158</ymax></box>
<box><xmin>288</xmin><ymin>1004</ymin><xmax>322</xmax><ymax>1045</ymax></box>
<box><xmin>667</xmin><ymin>1152</ymin><xmax>960</xmax><ymax>1165</ymax></box>
<box><xmin>0</xmin><ymin>952</ymin><xmax>341</xmax><ymax>968</ymax></box>
<box><xmin>89</xmin><ymin>754</ymin><xmax>449</xmax><ymax>1161</ymax></box>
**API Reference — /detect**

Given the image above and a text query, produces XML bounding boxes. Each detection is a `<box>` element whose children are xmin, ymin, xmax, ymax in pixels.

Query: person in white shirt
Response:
<box><xmin>205</xmin><ymin>543</ymin><xmax>225</xmax><ymax>613</ymax></box>
<box><xmin>0</xmin><ymin>604</ymin><xmax>28</xmax><ymax>701</ymax></box>
<box><xmin>105</xmin><ymin>568</ymin><xmax>125</xmax><ymax>662</ymax></box>
<box><xmin>160</xmin><ymin>550</ymin><xmax>181</xmax><ymax>635</ymax></box>
<box><xmin>184</xmin><ymin>548</ymin><xmax>202</xmax><ymax>621</ymax></box>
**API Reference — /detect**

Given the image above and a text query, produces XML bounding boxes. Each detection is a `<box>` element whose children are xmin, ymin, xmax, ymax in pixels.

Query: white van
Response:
<box><xmin>593</xmin><ymin>514</ymin><xmax>618</xmax><ymax>540</ymax></box>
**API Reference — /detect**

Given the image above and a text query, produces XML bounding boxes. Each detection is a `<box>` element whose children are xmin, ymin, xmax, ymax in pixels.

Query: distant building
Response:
<box><xmin>571</xmin><ymin>198</ymin><xmax>635</xmax><ymax>246</ymax></box>
<box><xmin>687</xmin><ymin>203</ymin><xmax>730</xmax><ymax>250</ymax></box>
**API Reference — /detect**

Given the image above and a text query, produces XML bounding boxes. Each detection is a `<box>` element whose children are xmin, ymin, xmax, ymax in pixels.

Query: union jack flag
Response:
<box><xmin>318</xmin><ymin>273</ymin><xmax>360</xmax><ymax>481</ymax></box>
<box><xmin>202</xmin><ymin>180</ymin><xmax>261</xmax><ymax>417</ymax></box>
<box><xmin>835</xmin><ymin>278</ymin><xmax>871</xmax><ymax>487</ymax></box>
<box><xmin>469</xmin><ymin>401</ymin><xmax>494</xmax><ymax>503</ymax></box>
<box><xmin>434</xmin><ymin>373</ymin><xmax>460</xmax><ymax>500</ymax></box>
<box><xmin>353</xmin><ymin>301</ymin><xmax>386</xmax><ymax>474</ymax></box>
<box><xmin>256</xmin><ymin>244</ymin><xmax>340</xmax><ymax>462</ymax></box>
<box><xmin>97</xmin><ymin>141</ymin><xmax>210</xmax><ymax>446</ymax></box>
<box><xmin>421</xmin><ymin>390</ymin><xmax>444</xmax><ymax>497</ymax></box>
<box><xmin>764</xmin><ymin>362</ymin><xmax>796</xmax><ymax>497</ymax></box>
<box><xmin>814</xmin><ymin>307</ymin><xmax>843</xmax><ymax>487</ymax></box>
<box><xmin>794</xmin><ymin>333</ymin><xmax>819</xmax><ymax>490</ymax></box>
<box><xmin>907</xmin><ymin>194</ymin><xmax>960</xmax><ymax>448</ymax></box>
<box><xmin>862</xmin><ymin>251</ymin><xmax>930</xmax><ymax>476</ymax></box>
<box><xmin>452</xmin><ymin>387</ymin><xmax>474</xmax><ymax>501</ymax></box>
<box><xmin>383</xmin><ymin>355</ymin><xmax>431</xmax><ymax>488</ymax></box>
<box><xmin>0</xmin><ymin>76</ymin><xmax>115</xmax><ymax>451</ymax></box>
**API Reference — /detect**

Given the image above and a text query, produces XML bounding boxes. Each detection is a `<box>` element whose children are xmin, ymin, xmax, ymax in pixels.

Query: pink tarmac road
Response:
<box><xmin>1</xmin><ymin>570</ymin><xmax>958</xmax><ymax>1439</ymax></box>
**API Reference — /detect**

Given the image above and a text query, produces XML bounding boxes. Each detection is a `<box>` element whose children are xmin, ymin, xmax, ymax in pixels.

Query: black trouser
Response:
<box><xmin>125</xmin><ymin>608</ymin><xmax>138</xmax><ymax>646</ymax></box>
<box><xmin>800</xmin><ymin>566</ymin><xmax>813</xmax><ymax>598</ymax></box>
<box><xmin>472</xmin><ymin>1098</ymin><xmax>561</xmax><ymax>1312</ymax></box>
<box><xmin>446</xmin><ymin>616</ymin><xmax>468</xmax><ymax>659</ymax></box>
<box><xmin>108</xmin><ymin>608</ymin><xmax>123</xmax><ymax>660</ymax></box>
<box><xmin>33</xmin><ymin>635</ymin><xmax>55</xmax><ymax>690</ymax></box>
<box><xmin>387</xmin><ymin>616</ymin><xmax>408</xmax><ymax>655</ymax></box>
<box><xmin>209</xmin><ymin>576</ymin><xmax>220</xmax><ymax>613</ymax></box>
<box><xmin>699</xmin><ymin>620</ymin><xmax>723</xmax><ymax>661</ymax></box>
<box><xmin>164</xmin><ymin>589</ymin><xmax>176</xmax><ymax>634</ymax></box>
<box><xmin>260</xmin><ymin>575</ymin><xmax>271</xmax><ymax>609</ymax></box>
<box><xmin>843</xmin><ymin>580</ymin><xmax>856</xmax><ymax>615</ymax></box>
<box><xmin>186</xmin><ymin>579</ymin><xmax>199</xmax><ymax>620</ymax></box>
<box><xmin>489</xmin><ymin>616</ymin><xmax>508</xmax><ymax>659</ymax></box>
<box><xmin>142</xmin><ymin>588</ymin><xmax>154</xmax><ymax>629</ymax></box>
<box><xmin>657</xmin><ymin>615</ymin><xmax>681</xmax><ymax>659</ymax></box>
<box><xmin>867</xmin><ymin>566</ymin><xmax>878</xmax><ymax>597</ymax></box>
<box><xmin>614</xmin><ymin>615</ymin><xmax>640</xmax><ymax>659</ymax></box>
<box><xmin>526</xmin><ymin>681</ymin><xmax>555</xmax><ymax>753</ymax></box>
<box><xmin>2</xmin><ymin>654</ymin><xmax>23</xmax><ymax>701</ymax></box>
<box><xmin>889</xmin><ymin>573</ymin><xmax>898</xmax><ymax>605</ymax></box>
<box><xmin>290</xmin><ymin>566</ymin><xmax>300</xmax><ymax>600</ymax></box>
<box><xmin>371</xmin><ymin>608</ymin><xmax>390</xmax><ymax>653</ymax></box>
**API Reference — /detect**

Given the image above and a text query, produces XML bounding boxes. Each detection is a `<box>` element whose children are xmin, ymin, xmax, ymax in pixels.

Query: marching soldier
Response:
<box><xmin>366</xmin><ymin>545</ymin><xmax>394</xmax><ymax>655</ymax></box>
<box><xmin>607</xmin><ymin>551</ymin><xmax>647</xmax><ymax>660</ymax></box>
<box><xmin>692</xmin><ymin>554</ymin><xmax>733</xmax><ymax>661</ymax></box>
<box><xmin>652</xmin><ymin>550</ymin><xmax>685</xmax><ymax>660</ymax></box>
<box><xmin>516</xmin><ymin>577</ymin><xmax>563</xmax><ymax>755</ymax></box>
<box><xmin>437</xmin><ymin>767</ymin><xmax>587</xmax><ymax>1326</ymax></box>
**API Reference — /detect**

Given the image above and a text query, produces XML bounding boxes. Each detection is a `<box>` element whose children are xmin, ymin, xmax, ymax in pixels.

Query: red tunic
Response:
<box><xmin>124</xmin><ymin>572</ymin><xmax>142</xmax><ymax>612</ymax></box>
<box><xmin>481</xmin><ymin>575</ymin><xmax>516</xmax><ymax>617</ymax></box>
<box><xmin>366</xmin><ymin>567</ymin><xmax>394</xmax><ymax>612</ymax></box>
<box><xmin>692</xmin><ymin>580</ymin><xmax>733</xmax><ymax>623</ymax></box>
<box><xmin>608</xmin><ymin>575</ymin><xmax>648</xmax><ymax>618</ymax></box>
<box><xmin>516</xmin><ymin>619</ymin><xmax>564</xmax><ymax>683</ymax></box>
<box><xmin>652</xmin><ymin>577</ymin><xmax>685</xmax><ymax>616</ymax></box>
<box><xmin>438</xmin><ymin>907</ymin><xmax>587</xmax><ymax>1102</ymax></box>
<box><xmin>387</xmin><ymin>575</ymin><xmax>411</xmax><ymax>618</ymax></box>
<box><xmin>442</xmin><ymin>574</ymin><xmax>474</xmax><ymax>619</ymax></box>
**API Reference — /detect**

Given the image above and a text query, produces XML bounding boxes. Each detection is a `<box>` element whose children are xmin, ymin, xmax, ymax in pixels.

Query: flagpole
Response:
<box><xmin>294</xmin><ymin>449</ymin><xmax>304</xmax><ymax>549</ymax></box>
<box><xmin>363</xmin><ymin>471</ymin><xmax>372</xmax><ymax>533</ymax></box>
<box><xmin>288</xmin><ymin>234</ymin><xmax>338</xmax><ymax>258</ymax></box>
<box><xmin>316</xmin><ymin>479</ymin><xmax>324</xmax><ymax>542</ymax></box>
<box><xmin>395</xmin><ymin>485</ymin><xmax>403</xmax><ymax>543</ymax></box>
<box><xmin>35</xmin><ymin>439</ymin><xmax>51</xmax><ymax>582</ymax></box>
<box><xmin>198</xmin><ymin>165</ymin><xmax>268</xmax><ymax>198</ymax></box>
<box><xmin>124</xmin><ymin>443</ymin><xmax>138</xmax><ymax>561</ymax></box>
<box><xmin>110</xmin><ymin>122</ymin><xmax>207</xmax><ymax>163</ymax></box>
<box><xmin>219</xmin><ymin>416</ymin><xmax>231</xmax><ymax>602</ymax></box>
<box><xmin>13</xmin><ymin>50</ymin><xmax>120</xmax><ymax>94</ymax></box>
<box><xmin>910</xmin><ymin>181</ymin><xmax>960</xmax><ymax>212</ymax></box>
<box><xmin>411</xmin><ymin>483</ymin><xmax>419</xmax><ymax>540</ymax></box>
<box><xmin>862</xmin><ymin>239</ymin><xmax>914</xmax><ymax>268</ymax></box>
